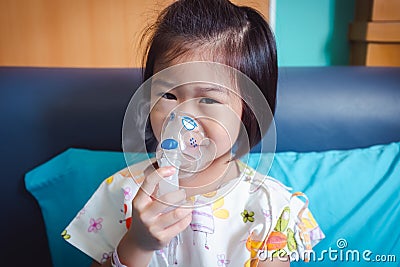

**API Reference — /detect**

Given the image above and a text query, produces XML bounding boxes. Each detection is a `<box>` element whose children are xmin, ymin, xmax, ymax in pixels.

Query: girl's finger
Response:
<box><xmin>157</xmin><ymin>212</ymin><xmax>193</xmax><ymax>241</ymax></box>
<box><xmin>134</xmin><ymin>167</ymin><xmax>175</xmax><ymax>209</ymax></box>
<box><xmin>152</xmin><ymin>206</ymin><xmax>193</xmax><ymax>231</ymax></box>
<box><xmin>142</xmin><ymin>189</ymin><xmax>187</xmax><ymax>216</ymax></box>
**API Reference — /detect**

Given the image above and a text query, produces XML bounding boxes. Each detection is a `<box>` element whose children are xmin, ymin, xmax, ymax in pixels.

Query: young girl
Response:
<box><xmin>63</xmin><ymin>1</ymin><xmax>324</xmax><ymax>266</ymax></box>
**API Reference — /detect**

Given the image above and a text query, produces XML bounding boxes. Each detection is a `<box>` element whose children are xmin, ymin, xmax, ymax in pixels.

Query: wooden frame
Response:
<box><xmin>0</xmin><ymin>0</ymin><xmax>269</xmax><ymax>68</ymax></box>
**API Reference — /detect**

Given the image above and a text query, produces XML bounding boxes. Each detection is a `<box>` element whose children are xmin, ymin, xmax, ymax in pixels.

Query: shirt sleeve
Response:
<box><xmin>244</xmin><ymin>172</ymin><xmax>325</xmax><ymax>265</ymax></box>
<box><xmin>61</xmin><ymin>167</ymin><xmax>141</xmax><ymax>264</ymax></box>
<box><xmin>263</xmin><ymin>190</ymin><xmax>325</xmax><ymax>262</ymax></box>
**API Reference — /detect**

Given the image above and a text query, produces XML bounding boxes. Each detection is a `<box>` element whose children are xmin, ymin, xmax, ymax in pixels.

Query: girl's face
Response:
<box><xmin>150</xmin><ymin>60</ymin><xmax>243</xmax><ymax>162</ymax></box>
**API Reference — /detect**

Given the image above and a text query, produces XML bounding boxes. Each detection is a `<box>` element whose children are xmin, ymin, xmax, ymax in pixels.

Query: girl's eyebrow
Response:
<box><xmin>198</xmin><ymin>86</ymin><xmax>230</xmax><ymax>95</ymax></box>
<box><xmin>151</xmin><ymin>79</ymin><xmax>175</xmax><ymax>89</ymax></box>
<box><xmin>151</xmin><ymin>79</ymin><xmax>231</xmax><ymax>95</ymax></box>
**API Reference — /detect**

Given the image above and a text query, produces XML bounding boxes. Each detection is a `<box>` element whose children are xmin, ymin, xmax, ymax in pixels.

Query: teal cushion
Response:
<box><xmin>25</xmin><ymin>143</ymin><xmax>400</xmax><ymax>267</ymax></box>
<box><xmin>24</xmin><ymin>149</ymin><xmax>143</xmax><ymax>267</ymax></box>
<box><xmin>256</xmin><ymin>142</ymin><xmax>400</xmax><ymax>266</ymax></box>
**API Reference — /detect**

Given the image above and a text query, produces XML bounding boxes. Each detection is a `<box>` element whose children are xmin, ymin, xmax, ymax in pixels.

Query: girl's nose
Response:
<box><xmin>174</xmin><ymin>98</ymin><xmax>201</xmax><ymax>117</ymax></box>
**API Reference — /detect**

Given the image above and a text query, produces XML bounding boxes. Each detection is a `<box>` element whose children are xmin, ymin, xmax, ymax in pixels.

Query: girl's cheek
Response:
<box><xmin>150</xmin><ymin>99</ymin><xmax>178</xmax><ymax>135</ymax></box>
<box><xmin>149</xmin><ymin>110</ymin><xmax>165</xmax><ymax>142</ymax></box>
<box><xmin>152</xmin><ymin>98</ymin><xmax>176</xmax><ymax>114</ymax></box>
<box><xmin>202</xmin><ymin>114</ymin><xmax>241</xmax><ymax>155</ymax></box>
<box><xmin>198</xmin><ymin>102</ymin><xmax>242</xmax><ymax>154</ymax></box>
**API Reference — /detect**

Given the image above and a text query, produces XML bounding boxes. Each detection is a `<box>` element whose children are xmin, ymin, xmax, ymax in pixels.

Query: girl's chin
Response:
<box><xmin>177</xmin><ymin>169</ymin><xmax>218</xmax><ymax>189</ymax></box>
<box><xmin>179</xmin><ymin>160</ymin><xmax>236</xmax><ymax>189</ymax></box>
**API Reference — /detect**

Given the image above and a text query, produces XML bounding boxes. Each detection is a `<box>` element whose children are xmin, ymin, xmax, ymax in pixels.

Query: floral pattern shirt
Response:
<box><xmin>63</xmin><ymin>159</ymin><xmax>325</xmax><ymax>266</ymax></box>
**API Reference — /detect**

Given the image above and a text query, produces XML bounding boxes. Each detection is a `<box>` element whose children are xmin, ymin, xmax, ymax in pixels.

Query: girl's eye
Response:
<box><xmin>160</xmin><ymin>92</ymin><xmax>177</xmax><ymax>100</ymax></box>
<box><xmin>199</xmin><ymin>98</ymin><xmax>221</xmax><ymax>104</ymax></box>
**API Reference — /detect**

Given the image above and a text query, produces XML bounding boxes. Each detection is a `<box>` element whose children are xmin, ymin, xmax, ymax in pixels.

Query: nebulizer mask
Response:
<box><xmin>155</xmin><ymin>111</ymin><xmax>218</xmax><ymax>265</ymax></box>
<box><xmin>156</xmin><ymin>111</ymin><xmax>217</xmax><ymax>196</ymax></box>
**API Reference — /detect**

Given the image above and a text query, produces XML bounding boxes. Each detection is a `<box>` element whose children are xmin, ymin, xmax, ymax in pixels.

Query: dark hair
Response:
<box><xmin>141</xmin><ymin>0</ymin><xmax>277</xmax><ymax>158</ymax></box>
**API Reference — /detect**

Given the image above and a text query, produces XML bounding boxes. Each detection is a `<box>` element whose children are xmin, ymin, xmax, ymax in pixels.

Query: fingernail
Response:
<box><xmin>179</xmin><ymin>189</ymin><xmax>186</xmax><ymax>199</ymax></box>
<box><xmin>183</xmin><ymin>208</ymin><xmax>193</xmax><ymax>216</ymax></box>
<box><xmin>164</xmin><ymin>167</ymin><xmax>175</xmax><ymax>175</ymax></box>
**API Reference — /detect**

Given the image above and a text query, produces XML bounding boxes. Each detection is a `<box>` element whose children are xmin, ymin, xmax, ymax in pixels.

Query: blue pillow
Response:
<box><xmin>25</xmin><ymin>142</ymin><xmax>400</xmax><ymax>267</ymax></box>
<box><xmin>261</xmin><ymin>143</ymin><xmax>400</xmax><ymax>266</ymax></box>
<box><xmin>25</xmin><ymin>149</ymin><xmax>131</xmax><ymax>267</ymax></box>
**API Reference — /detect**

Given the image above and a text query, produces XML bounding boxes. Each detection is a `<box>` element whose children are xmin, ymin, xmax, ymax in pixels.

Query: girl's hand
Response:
<box><xmin>125</xmin><ymin>166</ymin><xmax>193</xmax><ymax>251</ymax></box>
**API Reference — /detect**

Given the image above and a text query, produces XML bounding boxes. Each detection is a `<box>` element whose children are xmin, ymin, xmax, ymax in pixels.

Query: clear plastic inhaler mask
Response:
<box><xmin>155</xmin><ymin>111</ymin><xmax>216</xmax><ymax>195</ymax></box>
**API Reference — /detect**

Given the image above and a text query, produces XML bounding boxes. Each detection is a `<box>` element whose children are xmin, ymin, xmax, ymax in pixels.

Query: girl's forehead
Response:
<box><xmin>151</xmin><ymin>61</ymin><xmax>240</xmax><ymax>94</ymax></box>
<box><xmin>152</xmin><ymin>80</ymin><xmax>230</xmax><ymax>92</ymax></box>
